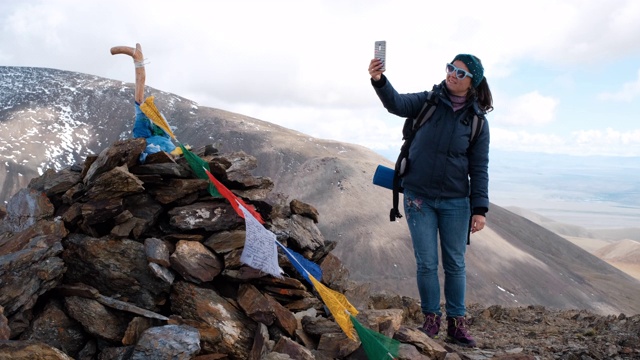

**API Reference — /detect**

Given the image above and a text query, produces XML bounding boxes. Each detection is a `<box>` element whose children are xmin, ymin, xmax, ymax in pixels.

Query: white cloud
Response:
<box><xmin>228</xmin><ymin>104</ymin><xmax>404</xmax><ymax>153</ymax></box>
<box><xmin>569</xmin><ymin>128</ymin><xmax>640</xmax><ymax>156</ymax></box>
<box><xmin>2</xmin><ymin>0</ymin><xmax>640</xmax><ymax>158</ymax></box>
<box><xmin>573</xmin><ymin>128</ymin><xmax>640</xmax><ymax>147</ymax></box>
<box><xmin>479</xmin><ymin>0</ymin><xmax>640</xmax><ymax>67</ymax></box>
<box><xmin>492</xmin><ymin>92</ymin><xmax>559</xmax><ymax>127</ymax></box>
<box><xmin>491</xmin><ymin>127</ymin><xmax>640</xmax><ymax>156</ymax></box>
<box><xmin>3</xmin><ymin>0</ymin><xmax>638</xmax><ymax>108</ymax></box>
<box><xmin>597</xmin><ymin>69</ymin><xmax>640</xmax><ymax>102</ymax></box>
<box><xmin>491</xmin><ymin>128</ymin><xmax>564</xmax><ymax>151</ymax></box>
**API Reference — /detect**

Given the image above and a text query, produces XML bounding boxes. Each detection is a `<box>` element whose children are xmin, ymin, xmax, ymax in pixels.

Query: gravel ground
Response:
<box><xmin>420</xmin><ymin>304</ymin><xmax>640</xmax><ymax>359</ymax></box>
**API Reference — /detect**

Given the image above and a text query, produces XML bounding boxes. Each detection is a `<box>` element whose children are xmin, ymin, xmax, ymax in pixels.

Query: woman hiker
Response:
<box><xmin>110</xmin><ymin>43</ymin><xmax>182</xmax><ymax>162</ymax></box>
<box><xmin>368</xmin><ymin>54</ymin><xmax>493</xmax><ymax>348</ymax></box>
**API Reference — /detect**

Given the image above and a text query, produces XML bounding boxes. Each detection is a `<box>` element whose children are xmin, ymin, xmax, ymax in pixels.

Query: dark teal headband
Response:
<box><xmin>452</xmin><ymin>54</ymin><xmax>484</xmax><ymax>88</ymax></box>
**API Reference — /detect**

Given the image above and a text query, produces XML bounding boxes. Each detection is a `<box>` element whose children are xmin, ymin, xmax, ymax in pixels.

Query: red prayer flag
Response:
<box><xmin>204</xmin><ymin>169</ymin><xmax>264</xmax><ymax>224</ymax></box>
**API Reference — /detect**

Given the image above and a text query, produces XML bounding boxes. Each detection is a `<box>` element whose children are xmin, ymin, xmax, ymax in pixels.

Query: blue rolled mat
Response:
<box><xmin>372</xmin><ymin>165</ymin><xmax>395</xmax><ymax>190</ymax></box>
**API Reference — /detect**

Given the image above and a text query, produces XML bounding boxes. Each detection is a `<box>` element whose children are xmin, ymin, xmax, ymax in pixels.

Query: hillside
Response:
<box><xmin>507</xmin><ymin>206</ymin><xmax>640</xmax><ymax>281</ymax></box>
<box><xmin>593</xmin><ymin>239</ymin><xmax>640</xmax><ymax>280</ymax></box>
<box><xmin>1</xmin><ymin>66</ymin><xmax>639</xmax><ymax>316</ymax></box>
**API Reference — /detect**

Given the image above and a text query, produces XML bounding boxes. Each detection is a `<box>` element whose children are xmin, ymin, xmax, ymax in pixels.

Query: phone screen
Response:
<box><xmin>374</xmin><ymin>41</ymin><xmax>386</xmax><ymax>71</ymax></box>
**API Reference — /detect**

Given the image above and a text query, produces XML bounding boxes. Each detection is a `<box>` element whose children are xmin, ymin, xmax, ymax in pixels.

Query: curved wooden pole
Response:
<box><xmin>110</xmin><ymin>46</ymin><xmax>135</xmax><ymax>57</ymax></box>
<box><xmin>111</xmin><ymin>43</ymin><xmax>145</xmax><ymax>103</ymax></box>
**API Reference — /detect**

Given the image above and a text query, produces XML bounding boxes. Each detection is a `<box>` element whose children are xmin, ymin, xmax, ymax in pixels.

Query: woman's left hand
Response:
<box><xmin>369</xmin><ymin>58</ymin><xmax>384</xmax><ymax>81</ymax></box>
<box><xmin>470</xmin><ymin>215</ymin><xmax>486</xmax><ymax>233</ymax></box>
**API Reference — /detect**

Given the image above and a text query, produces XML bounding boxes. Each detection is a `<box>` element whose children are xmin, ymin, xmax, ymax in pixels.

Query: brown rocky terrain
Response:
<box><xmin>0</xmin><ymin>139</ymin><xmax>639</xmax><ymax>359</ymax></box>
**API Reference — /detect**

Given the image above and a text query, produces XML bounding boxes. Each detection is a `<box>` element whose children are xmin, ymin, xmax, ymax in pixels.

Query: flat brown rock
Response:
<box><xmin>83</xmin><ymin>138</ymin><xmax>146</xmax><ymax>184</ymax></box>
<box><xmin>0</xmin><ymin>340</ymin><xmax>74</xmax><ymax>359</ymax></box>
<box><xmin>169</xmin><ymin>240</ymin><xmax>222</xmax><ymax>283</ymax></box>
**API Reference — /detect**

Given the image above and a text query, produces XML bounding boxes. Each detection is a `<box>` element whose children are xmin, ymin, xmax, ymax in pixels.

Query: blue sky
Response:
<box><xmin>1</xmin><ymin>0</ymin><xmax>640</xmax><ymax>159</ymax></box>
<box><xmin>488</xmin><ymin>56</ymin><xmax>640</xmax><ymax>156</ymax></box>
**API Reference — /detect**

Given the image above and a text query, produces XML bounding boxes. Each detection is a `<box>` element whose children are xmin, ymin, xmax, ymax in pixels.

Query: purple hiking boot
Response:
<box><xmin>418</xmin><ymin>313</ymin><xmax>441</xmax><ymax>338</ymax></box>
<box><xmin>446</xmin><ymin>316</ymin><xmax>477</xmax><ymax>347</ymax></box>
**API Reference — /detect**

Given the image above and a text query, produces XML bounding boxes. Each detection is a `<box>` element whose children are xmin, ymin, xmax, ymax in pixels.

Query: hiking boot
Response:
<box><xmin>418</xmin><ymin>313</ymin><xmax>441</xmax><ymax>338</ymax></box>
<box><xmin>446</xmin><ymin>316</ymin><xmax>476</xmax><ymax>347</ymax></box>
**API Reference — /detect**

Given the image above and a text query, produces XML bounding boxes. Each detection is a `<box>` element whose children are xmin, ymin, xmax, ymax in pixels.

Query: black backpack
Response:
<box><xmin>390</xmin><ymin>91</ymin><xmax>485</xmax><ymax>221</ymax></box>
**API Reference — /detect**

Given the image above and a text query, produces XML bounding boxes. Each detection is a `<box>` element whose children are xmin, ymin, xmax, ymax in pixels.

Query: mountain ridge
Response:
<box><xmin>1</xmin><ymin>66</ymin><xmax>639</xmax><ymax>315</ymax></box>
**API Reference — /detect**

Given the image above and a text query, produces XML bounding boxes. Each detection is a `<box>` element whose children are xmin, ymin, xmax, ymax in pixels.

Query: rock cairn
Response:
<box><xmin>0</xmin><ymin>138</ymin><xmax>445</xmax><ymax>360</ymax></box>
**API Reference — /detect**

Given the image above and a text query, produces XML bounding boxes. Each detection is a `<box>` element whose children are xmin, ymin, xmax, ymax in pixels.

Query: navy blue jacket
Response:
<box><xmin>373</xmin><ymin>75</ymin><xmax>490</xmax><ymax>212</ymax></box>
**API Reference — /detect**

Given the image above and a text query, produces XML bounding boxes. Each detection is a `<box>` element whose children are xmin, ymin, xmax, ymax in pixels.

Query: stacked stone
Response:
<box><xmin>0</xmin><ymin>139</ymin><xmax>438</xmax><ymax>360</ymax></box>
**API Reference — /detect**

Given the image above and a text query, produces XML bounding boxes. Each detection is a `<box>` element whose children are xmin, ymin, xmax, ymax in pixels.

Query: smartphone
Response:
<box><xmin>374</xmin><ymin>40</ymin><xmax>386</xmax><ymax>71</ymax></box>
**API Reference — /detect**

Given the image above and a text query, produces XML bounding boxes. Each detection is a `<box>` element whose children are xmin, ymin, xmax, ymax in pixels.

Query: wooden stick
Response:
<box><xmin>110</xmin><ymin>43</ymin><xmax>145</xmax><ymax>103</ymax></box>
<box><xmin>110</xmin><ymin>46</ymin><xmax>136</xmax><ymax>57</ymax></box>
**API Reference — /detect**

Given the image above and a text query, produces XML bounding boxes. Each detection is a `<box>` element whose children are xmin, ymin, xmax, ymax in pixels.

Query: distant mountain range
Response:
<box><xmin>489</xmin><ymin>149</ymin><xmax>640</xmax><ymax>229</ymax></box>
<box><xmin>1</xmin><ymin>66</ymin><xmax>639</xmax><ymax>315</ymax></box>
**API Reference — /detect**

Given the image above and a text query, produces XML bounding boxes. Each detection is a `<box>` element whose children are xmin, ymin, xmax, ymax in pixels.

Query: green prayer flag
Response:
<box><xmin>179</xmin><ymin>143</ymin><xmax>221</xmax><ymax>197</ymax></box>
<box><xmin>350</xmin><ymin>315</ymin><xmax>399</xmax><ymax>360</ymax></box>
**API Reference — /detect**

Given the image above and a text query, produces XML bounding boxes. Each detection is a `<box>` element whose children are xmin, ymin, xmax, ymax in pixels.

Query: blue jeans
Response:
<box><xmin>403</xmin><ymin>190</ymin><xmax>470</xmax><ymax>317</ymax></box>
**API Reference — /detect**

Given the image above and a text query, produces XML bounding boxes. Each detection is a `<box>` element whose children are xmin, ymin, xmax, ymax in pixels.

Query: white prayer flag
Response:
<box><xmin>239</xmin><ymin>204</ymin><xmax>283</xmax><ymax>278</ymax></box>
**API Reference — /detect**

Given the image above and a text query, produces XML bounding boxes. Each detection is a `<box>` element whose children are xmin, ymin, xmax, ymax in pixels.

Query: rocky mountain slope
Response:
<box><xmin>1</xmin><ymin>66</ymin><xmax>639</xmax><ymax>316</ymax></box>
<box><xmin>1</xmin><ymin>140</ymin><xmax>638</xmax><ymax>359</ymax></box>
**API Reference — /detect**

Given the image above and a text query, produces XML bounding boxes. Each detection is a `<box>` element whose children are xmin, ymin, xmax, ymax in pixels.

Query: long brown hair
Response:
<box><xmin>469</xmin><ymin>78</ymin><xmax>493</xmax><ymax>113</ymax></box>
<box><xmin>466</xmin><ymin>56</ymin><xmax>493</xmax><ymax>113</ymax></box>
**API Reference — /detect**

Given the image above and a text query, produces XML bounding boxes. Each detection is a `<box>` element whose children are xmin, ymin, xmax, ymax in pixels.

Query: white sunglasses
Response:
<box><xmin>446</xmin><ymin>63</ymin><xmax>473</xmax><ymax>80</ymax></box>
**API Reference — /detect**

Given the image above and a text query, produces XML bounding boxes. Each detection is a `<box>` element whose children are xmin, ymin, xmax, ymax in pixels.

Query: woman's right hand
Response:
<box><xmin>369</xmin><ymin>58</ymin><xmax>384</xmax><ymax>81</ymax></box>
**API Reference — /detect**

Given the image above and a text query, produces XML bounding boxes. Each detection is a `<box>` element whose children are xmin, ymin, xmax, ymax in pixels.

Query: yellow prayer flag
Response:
<box><xmin>140</xmin><ymin>96</ymin><xmax>176</xmax><ymax>139</ymax></box>
<box><xmin>309</xmin><ymin>274</ymin><xmax>359</xmax><ymax>340</ymax></box>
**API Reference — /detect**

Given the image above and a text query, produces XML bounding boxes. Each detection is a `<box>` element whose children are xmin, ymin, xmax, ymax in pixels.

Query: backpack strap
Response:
<box><xmin>390</xmin><ymin>91</ymin><xmax>439</xmax><ymax>221</ymax></box>
<box><xmin>469</xmin><ymin>113</ymin><xmax>485</xmax><ymax>146</ymax></box>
